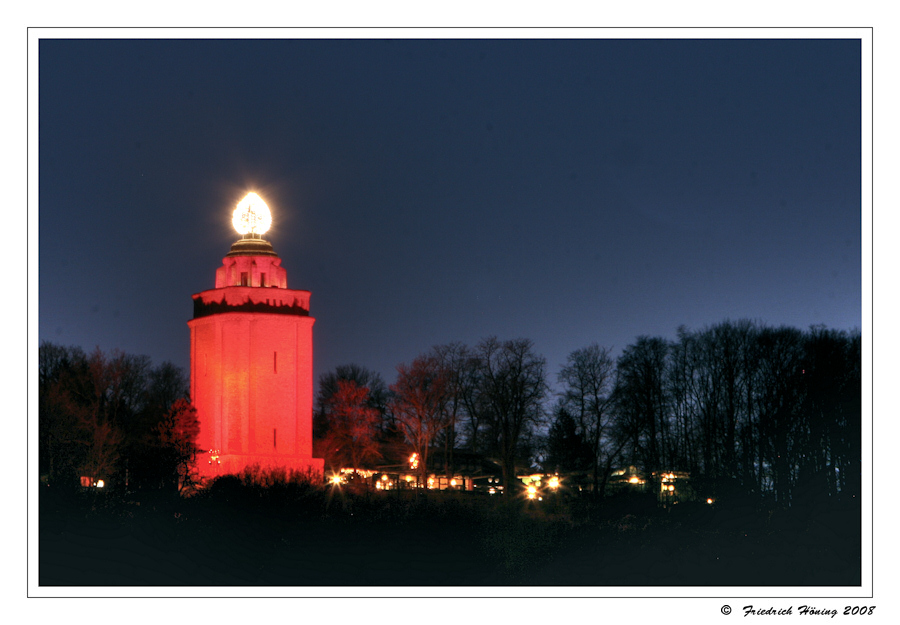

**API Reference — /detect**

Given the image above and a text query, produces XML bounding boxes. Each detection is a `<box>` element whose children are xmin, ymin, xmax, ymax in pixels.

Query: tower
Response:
<box><xmin>188</xmin><ymin>193</ymin><xmax>324</xmax><ymax>478</ymax></box>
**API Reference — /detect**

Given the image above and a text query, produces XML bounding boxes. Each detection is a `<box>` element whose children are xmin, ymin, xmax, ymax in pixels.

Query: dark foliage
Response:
<box><xmin>38</xmin><ymin>341</ymin><xmax>195</xmax><ymax>492</ymax></box>
<box><xmin>314</xmin><ymin>364</ymin><xmax>394</xmax><ymax>465</ymax></box>
<box><xmin>544</xmin><ymin>406</ymin><xmax>593</xmax><ymax>473</ymax></box>
<box><xmin>39</xmin><ymin>471</ymin><xmax>860</xmax><ymax>587</ymax></box>
<box><xmin>609</xmin><ymin>321</ymin><xmax>860</xmax><ymax>505</ymax></box>
<box><xmin>39</xmin><ymin>317</ymin><xmax>862</xmax><ymax>587</ymax></box>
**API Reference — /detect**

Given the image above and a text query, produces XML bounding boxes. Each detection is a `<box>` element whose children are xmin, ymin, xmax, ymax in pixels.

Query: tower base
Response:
<box><xmin>197</xmin><ymin>453</ymin><xmax>324</xmax><ymax>482</ymax></box>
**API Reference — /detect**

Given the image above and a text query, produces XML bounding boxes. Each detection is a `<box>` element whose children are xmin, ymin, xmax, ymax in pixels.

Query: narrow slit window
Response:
<box><xmin>260</xmin><ymin>273</ymin><xmax>267</xmax><ymax>287</ymax></box>
<box><xmin>274</xmin><ymin>351</ymin><xmax>277</xmax><ymax>373</ymax></box>
<box><xmin>273</xmin><ymin>428</ymin><xmax>277</xmax><ymax>449</ymax></box>
<box><xmin>240</xmin><ymin>272</ymin><xmax>249</xmax><ymax>286</ymax></box>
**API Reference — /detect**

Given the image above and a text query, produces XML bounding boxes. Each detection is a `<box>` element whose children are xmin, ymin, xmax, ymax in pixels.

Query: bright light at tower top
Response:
<box><xmin>232</xmin><ymin>192</ymin><xmax>272</xmax><ymax>236</ymax></box>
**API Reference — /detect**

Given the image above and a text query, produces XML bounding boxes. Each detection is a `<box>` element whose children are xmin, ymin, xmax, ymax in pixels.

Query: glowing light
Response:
<box><xmin>409</xmin><ymin>453</ymin><xmax>419</xmax><ymax>469</ymax></box>
<box><xmin>668</xmin><ymin>485</ymin><xmax>674</xmax><ymax>491</ymax></box>
<box><xmin>521</xmin><ymin>474</ymin><xmax>543</xmax><ymax>486</ymax></box>
<box><xmin>548</xmin><ymin>476</ymin><xmax>560</xmax><ymax>489</ymax></box>
<box><xmin>232</xmin><ymin>192</ymin><xmax>272</xmax><ymax>235</ymax></box>
<box><xmin>628</xmin><ymin>476</ymin><xmax>640</xmax><ymax>484</ymax></box>
<box><xmin>330</xmin><ymin>475</ymin><xmax>343</xmax><ymax>486</ymax></box>
<box><xmin>340</xmin><ymin>468</ymin><xmax>375</xmax><ymax>478</ymax></box>
<box><xmin>527</xmin><ymin>485</ymin><xmax>537</xmax><ymax>500</ymax></box>
<box><xmin>382</xmin><ymin>474</ymin><xmax>388</xmax><ymax>481</ymax></box>
<box><xmin>96</xmin><ymin>480</ymin><xmax>105</xmax><ymax>488</ymax></box>
<box><xmin>707</xmin><ymin>498</ymin><xmax>714</xmax><ymax>504</ymax></box>
<box><xmin>450</xmin><ymin>478</ymin><xmax>457</xmax><ymax>487</ymax></box>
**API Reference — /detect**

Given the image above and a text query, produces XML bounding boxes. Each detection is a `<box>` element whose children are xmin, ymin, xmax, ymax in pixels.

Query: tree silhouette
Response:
<box><xmin>39</xmin><ymin>341</ymin><xmax>191</xmax><ymax>491</ymax></box>
<box><xmin>157</xmin><ymin>398</ymin><xmax>200</xmax><ymax>492</ymax></box>
<box><xmin>474</xmin><ymin>337</ymin><xmax>547</xmax><ymax>491</ymax></box>
<box><xmin>605</xmin><ymin>321</ymin><xmax>860</xmax><ymax>506</ymax></box>
<box><xmin>558</xmin><ymin>343</ymin><xmax>621</xmax><ymax>496</ymax></box>
<box><xmin>544</xmin><ymin>405</ymin><xmax>591</xmax><ymax>473</ymax></box>
<box><xmin>39</xmin><ymin>343</ymin><xmax>90</xmax><ymax>484</ymax></box>
<box><xmin>614</xmin><ymin>336</ymin><xmax>671</xmax><ymax>483</ymax></box>
<box><xmin>321</xmin><ymin>379</ymin><xmax>382</xmax><ymax>473</ymax></box>
<box><xmin>315</xmin><ymin>364</ymin><xmax>389</xmax><ymax>439</ymax></box>
<box><xmin>390</xmin><ymin>355</ymin><xmax>451</xmax><ymax>486</ymax></box>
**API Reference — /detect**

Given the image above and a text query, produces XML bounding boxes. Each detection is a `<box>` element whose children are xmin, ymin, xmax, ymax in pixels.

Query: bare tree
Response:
<box><xmin>752</xmin><ymin>326</ymin><xmax>805</xmax><ymax>505</ymax></box>
<box><xmin>146</xmin><ymin>361</ymin><xmax>189</xmax><ymax>415</ymax></box>
<box><xmin>321</xmin><ymin>379</ymin><xmax>383</xmax><ymax>473</ymax></box>
<box><xmin>38</xmin><ymin>342</ymin><xmax>202</xmax><ymax>492</ymax></box>
<box><xmin>76</xmin><ymin>411</ymin><xmax>124</xmax><ymax>486</ymax></box>
<box><xmin>87</xmin><ymin>348</ymin><xmax>151</xmax><ymax>428</ymax></box>
<box><xmin>614</xmin><ymin>336</ymin><xmax>671</xmax><ymax>480</ymax></box>
<box><xmin>558</xmin><ymin>344</ymin><xmax>622</xmax><ymax>496</ymax></box>
<box><xmin>604</xmin><ymin>321</ymin><xmax>860</xmax><ymax>506</ymax></box>
<box><xmin>458</xmin><ymin>348</ymin><xmax>490</xmax><ymax>455</ymax></box>
<box><xmin>316</xmin><ymin>364</ymin><xmax>389</xmax><ymax>437</ymax></box>
<box><xmin>475</xmin><ymin>337</ymin><xmax>548</xmax><ymax>491</ymax></box>
<box><xmin>39</xmin><ymin>343</ymin><xmax>89</xmax><ymax>482</ymax></box>
<box><xmin>668</xmin><ymin>326</ymin><xmax>701</xmax><ymax>475</ymax></box>
<box><xmin>429</xmin><ymin>343</ymin><xmax>475</xmax><ymax>478</ymax></box>
<box><xmin>157</xmin><ymin>398</ymin><xmax>200</xmax><ymax>492</ymax></box>
<box><xmin>390</xmin><ymin>355</ymin><xmax>451</xmax><ymax>485</ymax></box>
<box><xmin>544</xmin><ymin>403</ymin><xmax>592</xmax><ymax>473</ymax></box>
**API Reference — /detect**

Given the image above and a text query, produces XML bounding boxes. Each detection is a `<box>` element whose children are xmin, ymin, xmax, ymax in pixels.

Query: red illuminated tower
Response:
<box><xmin>188</xmin><ymin>193</ymin><xmax>324</xmax><ymax>478</ymax></box>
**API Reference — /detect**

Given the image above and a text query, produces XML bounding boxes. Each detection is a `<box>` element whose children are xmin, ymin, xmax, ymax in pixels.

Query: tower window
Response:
<box><xmin>260</xmin><ymin>273</ymin><xmax>267</xmax><ymax>287</ymax></box>
<box><xmin>240</xmin><ymin>272</ymin><xmax>249</xmax><ymax>286</ymax></box>
<box><xmin>274</xmin><ymin>351</ymin><xmax>277</xmax><ymax>373</ymax></box>
<box><xmin>273</xmin><ymin>428</ymin><xmax>277</xmax><ymax>449</ymax></box>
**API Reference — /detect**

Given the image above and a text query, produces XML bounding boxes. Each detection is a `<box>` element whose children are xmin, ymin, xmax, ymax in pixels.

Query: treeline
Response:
<box><xmin>38</xmin><ymin>342</ymin><xmax>198</xmax><ymax>492</ymax></box>
<box><xmin>612</xmin><ymin>322</ymin><xmax>860</xmax><ymax>504</ymax></box>
<box><xmin>316</xmin><ymin>321</ymin><xmax>860</xmax><ymax>505</ymax></box>
<box><xmin>315</xmin><ymin>338</ymin><xmax>548</xmax><ymax>491</ymax></box>
<box><xmin>39</xmin><ymin>318</ymin><xmax>860</xmax><ymax>506</ymax></box>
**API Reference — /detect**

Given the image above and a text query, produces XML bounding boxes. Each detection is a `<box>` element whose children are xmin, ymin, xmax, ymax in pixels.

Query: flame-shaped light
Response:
<box><xmin>232</xmin><ymin>192</ymin><xmax>272</xmax><ymax>235</ymax></box>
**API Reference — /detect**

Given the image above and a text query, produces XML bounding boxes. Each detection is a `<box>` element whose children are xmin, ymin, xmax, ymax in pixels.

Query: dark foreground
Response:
<box><xmin>39</xmin><ymin>480</ymin><xmax>861</xmax><ymax>587</ymax></box>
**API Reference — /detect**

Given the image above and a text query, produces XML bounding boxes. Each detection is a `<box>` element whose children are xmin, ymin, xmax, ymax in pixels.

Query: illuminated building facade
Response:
<box><xmin>188</xmin><ymin>194</ymin><xmax>324</xmax><ymax>478</ymax></box>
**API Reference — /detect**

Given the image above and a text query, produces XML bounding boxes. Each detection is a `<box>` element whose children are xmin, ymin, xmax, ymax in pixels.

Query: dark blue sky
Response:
<box><xmin>38</xmin><ymin>38</ymin><xmax>862</xmax><ymax>389</ymax></box>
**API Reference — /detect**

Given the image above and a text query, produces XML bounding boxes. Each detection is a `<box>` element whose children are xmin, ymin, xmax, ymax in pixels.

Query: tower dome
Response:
<box><xmin>225</xmin><ymin>235</ymin><xmax>279</xmax><ymax>257</ymax></box>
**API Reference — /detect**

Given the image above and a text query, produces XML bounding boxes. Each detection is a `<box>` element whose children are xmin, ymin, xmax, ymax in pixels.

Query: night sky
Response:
<box><xmin>38</xmin><ymin>37</ymin><xmax>862</xmax><ymax>391</ymax></box>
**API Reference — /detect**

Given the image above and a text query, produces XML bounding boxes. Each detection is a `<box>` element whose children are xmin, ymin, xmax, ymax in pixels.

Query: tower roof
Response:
<box><xmin>225</xmin><ymin>235</ymin><xmax>279</xmax><ymax>257</ymax></box>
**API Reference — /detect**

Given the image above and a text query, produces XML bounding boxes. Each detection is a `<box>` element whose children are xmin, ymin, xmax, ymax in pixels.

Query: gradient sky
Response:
<box><xmin>38</xmin><ymin>37</ymin><xmax>862</xmax><ymax>391</ymax></box>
